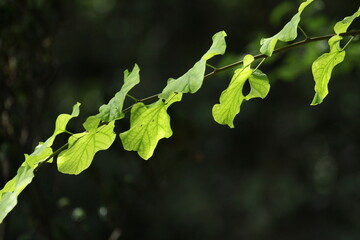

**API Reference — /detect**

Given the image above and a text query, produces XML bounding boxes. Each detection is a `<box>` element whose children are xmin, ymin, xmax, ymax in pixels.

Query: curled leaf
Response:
<box><xmin>311</xmin><ymin>8</ymin><xmax>360</xmax><ymax>105</ymax></box>
<box><xmin>0</xmin><ymin>164</ymin><xmax>34</xmax><ymax>223</ymax></box>
<box><xmin>25</xmin><ymin>102</ymin><xmax>81</xmax><ymax>168</ymax></box>
<box><xmin>160</xmin><ymin>31</ymin><xmax>227</xmax><ymax>99</ymax></box>
<box><xmin>260</xmin><ymin>0</ymin><xmax>314</xmax><ymax>56</ymax></box>
<box><xmin>97</xmin><ymin>64</ymin><xmax>140</xmax><ymax>122</ymax></box>
<box><xmin>212</xmin><ymin>55</ymin><xmax>270</xmax><ymax>128</ymax></box>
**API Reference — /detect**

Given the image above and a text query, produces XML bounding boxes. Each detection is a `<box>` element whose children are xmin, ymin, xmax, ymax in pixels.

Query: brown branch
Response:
<box><xmin>204</xmin><ymin>30</ymin><xmax>360</xmax><ymax>79</ymax></box>
<box><xmin>122</xmin><ymin>30</ymin><xmax>360</xmax><ymax>113</ymax></box>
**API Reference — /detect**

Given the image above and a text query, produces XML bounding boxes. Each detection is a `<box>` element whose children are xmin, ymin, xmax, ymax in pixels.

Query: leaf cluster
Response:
<box><xmin>1</xmin><ymin>1</ymin><xmax>360</xmax><ymax>223</ymax></box>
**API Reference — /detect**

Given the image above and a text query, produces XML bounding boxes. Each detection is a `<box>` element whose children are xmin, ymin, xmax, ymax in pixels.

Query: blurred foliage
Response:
<box><xmin>1</xmin><ymin>0</ymin><xmax>360</xmax><ymax>239</ymax></box>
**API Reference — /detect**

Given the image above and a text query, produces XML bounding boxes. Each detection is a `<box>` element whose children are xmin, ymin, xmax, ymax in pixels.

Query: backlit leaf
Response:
<box><xmin>25</xmin><ymin>102</ymin><xmax>81</xmax><ymax>168</ymax></box>
<box><xmin>97</xmin><ymin>64</ymin><xmax>140</xmax><ymax>122</ymax></box>
<box><xmin>311</xmin><ymin>8</ymin><xmax>360</xmax><ymax>105</ymax></box>
<box><xmin>160</xmin><ymin>31</ymin><xmax>226</xmax><ymax>99</ymax></box>
<box><xmin>25</xmin><ymin>146</ymin><xmax>53</xmax><ymax>169</ymax></box>
<box><xmin>311</xmin><ymin>36</ymin><xmax>345</xmax><ymax>105</ymax></box>
<box><xmin>0</xmin><ymin>163</ymin><xmax>34</xmax><ymax>223</ymax></box>
<box><xmin>57</xmin><ymin>121</ymin><xmax>116</xmax><ymax>175</ymax></box>
<box><xmin>212</xmin><ymin>55</ymin><xmax>270</xmax><ymax>128</ymax></box>
<box><xmin>83</xmin><ymin>116</ymin><xmax>101</xmax><ymax>132</ymax></box>
<box><xmin>0</xmin><ymin>103</ymin><xmax>81</xmax><ymax>223</ymax></box>
<box><xmin>260</xmin><ymin>0</ymin><xmax>314</xmax><ymax>56</ymax></box>
<box><xmin>245</xmin><ymin>69</ymin><xmax>271</xmax><ymax>100</ymax></box>
<box><xmin>334</xmin><ymin>7</ymin><xmax>360</xmax><ymax>34</ymax></box>
<box><xmin>120</xmin><ymin>93</ymin><xmax>182</xmax><ymax>160</ymax></box>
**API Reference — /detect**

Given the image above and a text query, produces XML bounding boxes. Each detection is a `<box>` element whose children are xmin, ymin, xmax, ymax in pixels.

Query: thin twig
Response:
<box><xmin>122</xmin><ymin>30</ymin><xmax>360</xmax><ymax>113</ymax></box>
<box><xmin>298</xmin><ymin>26</ymin><xmax>309</xmax><ymax>39</ymax></box>
<box><xmin>204</xmin><ymin>30</ymin><xmax>360</xmax><ymax>79</ymax></box>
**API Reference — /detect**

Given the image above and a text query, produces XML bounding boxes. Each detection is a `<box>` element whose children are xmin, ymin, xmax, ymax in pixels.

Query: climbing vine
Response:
<box><xmin>1</xmin><ymin>0</ymin><xmax>360</xmax><ymax>223</ymax></box>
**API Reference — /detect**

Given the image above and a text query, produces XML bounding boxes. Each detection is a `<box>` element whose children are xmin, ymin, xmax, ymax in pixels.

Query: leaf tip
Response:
<box><xmin>310</xmin><ymin>93</ymin><xmax>323</xmax><ymax>106</ymax></box>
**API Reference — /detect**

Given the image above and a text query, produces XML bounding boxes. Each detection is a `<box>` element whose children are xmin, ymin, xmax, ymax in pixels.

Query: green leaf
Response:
<box><xmin>260</xmin><ymin>0</ymin><xmax>314</xmax><ymax>56</ymax></box>
<box><xmin>0</xmin><ymin>193</ymin><xmax>16</xmax><ymax>223</ymax></box>
<box><xmin>160</xmin><ymin>31</ymin><xmax>226</xmax><ymax>99</ymax></box>
<box><xmin>0</xmin><ymin>164</ymin><xmax>34</xmax><ymax>198</ymax></box>
<box><xmin>83</xmin><ymin>116</ymin><xmax>101</xmax><ymax>132</ymax></box>
<box><xmin>245</xmin><ymin>69</ymin><xmax>271</xmax><ymax>100</ymax></box>
<box><xmin>0</xmin><ymin>103</ymin><xmax>81</xmax><ymax>223</ymax></box>
<box><xmin>25</xmin><ymin>146</ymin><xmax>53</xmax><ymax>169</ymax></box>
<box><xmin>212</xmin><ymin>55</ymin><xmax>254</xmax><ymax>128</ymax></box>
<box><xmin>0</xmin><ymin>163</ymin><xmax>34</xmax><ymax>223</ymax></box>
<box><xmin>202</xmin><ymin>31</ymin><xmax>228</xmax><ymax>61</ymax></box>
<box><xmin>57</xmin><ymin>121</ymin><xmax>116</xmax><ymax>175</ymax></box>
<box><xmin>334</xmin><ymin>7</ymin><xmax>360</xmax><ymax>34</ymax></box>
<box><xmin>212</xmin><ymin>55</ymin><xmax>270</xmax><ymax>128</ymax></box>
<box><xmin>53</xmin><ymin>102</ymin><xmax>81</xmax><ymax>136</ymax></box>
<box><xmin>97</xmin><ymin>64</ymin><xmax>140</xmax><ymax>122</ymax></box>
<box><xmin>120</xmin><ymin>93</ymin><xmax>182</xmax><ymax>160</ymax></box>
<box><xmin>26</xmin><ymin>102</ymin><xmax>81</xmax><ymax>168</ymax></box>
<box><xmin>311</xmin><ymin>8</ymin><xmax>360</xmax><ymax>105</ymax></box>
<box><xmin>311</xmin><ymin>37</ymin><xmax>345</xmax><ymax>105</ymax></box>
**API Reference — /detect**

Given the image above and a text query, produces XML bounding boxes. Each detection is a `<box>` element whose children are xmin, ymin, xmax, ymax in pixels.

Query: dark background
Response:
<box><xmin>1</xmin><ymin>0</ymin><xmax>360</xmax><ymax>239</ymax></box>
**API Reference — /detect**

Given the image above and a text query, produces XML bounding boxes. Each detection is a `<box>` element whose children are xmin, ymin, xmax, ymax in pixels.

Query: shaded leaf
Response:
<box><xmin>245</xmin><ymin>69</ymin><xmax>271</xmax><ymax>100</ymax></box>
<box><xmin>120</xmin><ymin>93</ymin><xmax>182</xmax><ymax>160</ymax></box>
